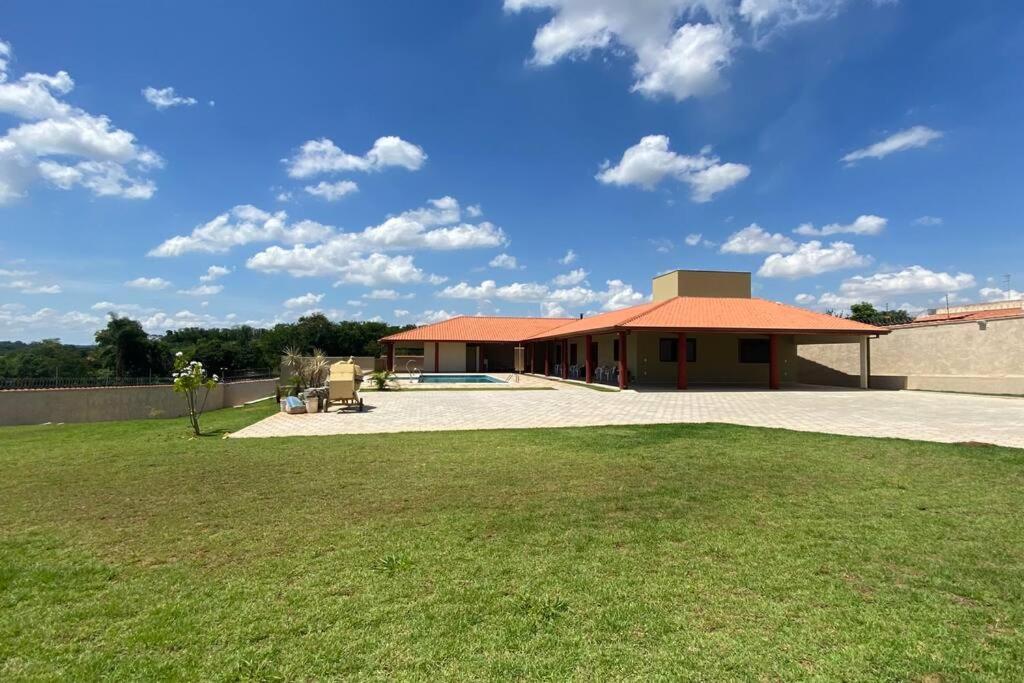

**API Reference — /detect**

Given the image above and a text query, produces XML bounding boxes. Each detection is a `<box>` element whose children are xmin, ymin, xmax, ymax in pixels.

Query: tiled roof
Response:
<box><xmin>381</xmin><ymin>316</ymin><xmax>574</xmax><ymax>343</ymax></box>
<box><xmin>909</xmin><ymin>307</ymin><xmax>1024</xmax><ymax>325</ymax></box>
<box><xmin>381</xmin><ymin>298</ymin><xmax>885</xmax><ymax>344</ymax></box>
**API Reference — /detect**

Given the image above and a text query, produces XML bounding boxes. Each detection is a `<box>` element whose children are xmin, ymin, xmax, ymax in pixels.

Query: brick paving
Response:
<box><xmin>232</xmin><ymin>379</ymin><xmax>1024</xmax><ymax>448</ymax></box>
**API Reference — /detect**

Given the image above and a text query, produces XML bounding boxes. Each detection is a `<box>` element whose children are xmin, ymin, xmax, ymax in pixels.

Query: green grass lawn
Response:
<box><xmin>2</xmin><ymin>405</ymin><xmax>1023</xmax><ymax>680</ymax></box>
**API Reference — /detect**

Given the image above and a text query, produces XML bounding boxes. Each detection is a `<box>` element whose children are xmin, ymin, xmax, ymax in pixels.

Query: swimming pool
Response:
<box><xmin>418</xmin><ymin>374</ymin><xmax>506</xmax><ymax>384</ymax></box>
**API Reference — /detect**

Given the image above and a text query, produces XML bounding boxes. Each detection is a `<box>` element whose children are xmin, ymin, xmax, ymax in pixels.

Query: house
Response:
<box><xmin>381</xmin><ymin>270</ymin><xmax>885</xmax><ymax>389</ymax></box>
<box><xmin>799</xmin><ymin>298</ymin><xmax>1024</xmax><ymax>395</ymax></box>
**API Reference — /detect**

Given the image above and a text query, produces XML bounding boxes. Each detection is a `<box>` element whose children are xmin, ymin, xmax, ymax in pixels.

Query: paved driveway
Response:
<box><xmin>232</xmin><ymin>382</ymin><xmax>1024</xmax><ymax>448</ymax></box>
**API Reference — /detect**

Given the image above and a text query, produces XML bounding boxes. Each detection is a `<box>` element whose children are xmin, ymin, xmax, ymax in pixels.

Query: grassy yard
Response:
<box><xmin>2</xmin><ymin>405</ymin><xmax>1023</xmax><ymax>680</ymax></box>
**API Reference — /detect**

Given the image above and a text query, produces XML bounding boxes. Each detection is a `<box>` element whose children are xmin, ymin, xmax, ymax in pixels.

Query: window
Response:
<box><xmin>739</xmin><ymin>338</ymin><xmax>770</xmax><ymax>363</ymax></box>
<box><xmin>589</xmin><ymin>341</ymin><xmax>598</xmax><ymax>364</ymax></box>
<box><xmin>569</xmin><ymin>343</ymin><xmax>578</xmax><ymax>365</ymax></box>
<box><xmin>659</xmin><ymin>338</ymin><xmax>697</xmax><ymax>362</ymax></box>
<box><xmin>613</xmin><ymin>339</ymin><xmax>619</xmax><ymax>361</ymax></box>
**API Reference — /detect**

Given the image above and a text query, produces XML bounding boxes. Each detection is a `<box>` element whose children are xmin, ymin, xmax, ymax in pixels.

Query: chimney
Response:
<box><xmin>652</xmin><ymin>269</ymin><xmax>752</xmax><ymax>300</ymax></box>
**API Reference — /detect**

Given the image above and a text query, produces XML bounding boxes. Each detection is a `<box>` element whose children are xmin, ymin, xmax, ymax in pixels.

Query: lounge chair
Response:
<box><xmin>328</xmin><ymin>358</ymin><xmax>364</xmax><ymax>411</ymax></box>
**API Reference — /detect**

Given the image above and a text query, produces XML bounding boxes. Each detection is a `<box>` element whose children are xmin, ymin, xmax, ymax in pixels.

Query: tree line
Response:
<box><xmin>0</xmin><ymin>313</ymin><xmax>413</xmax><ymax>380</ymax></box>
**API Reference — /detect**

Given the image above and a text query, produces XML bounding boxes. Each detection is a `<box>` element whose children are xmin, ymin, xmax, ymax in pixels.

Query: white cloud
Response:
<box><xmin>558</xmin><ymin>249</ymin><xmax>577</xmax><ymax>265</ymax></box>
<box><xmin>649</xmin><ymin>238</ymin><xmax>674</xmax><ymax>253</ymax></box>
<box><xmin>245</xmin><ymin>197</ymin><xmax>504</xmax><ymax>280</ymax></box>
<box><xmin>149</xmin><ymin>205</ymin><xmax>334</xmax><ymax>257</ymax></box>
<box><xmin>489</xmin><ymin>253</ymin><xmax>520</xmax><ymax>269</ymax></box>
<box><xmin>0</xmin><ymin>279</ymin><xmax>61</xmax><ymax>294</ymax></box>
<box><xmin>304</xmin><ymin>179</ymin><xmax>359</xmax><ymax>201</ymax></box>
<box><xmin>393</xmin><ymin>309</ymin><xmax>410</xmax><ymax>318</ymax></box>
<box><xmin>199</xmin><ymin>265</ymin><xmax>231</xmax><ymax>282</ymax></box>
<box><xmin>0</xmin><ymin>305</ymin><xmax>103</xmax><ymax>338</ymax></box>
<box><xmin>912</xmin><ymin>215</ymin><xmax>943</xmax><ymax>227</ymax></box>
<box><xmin>416</xmin><ymin>309</ymin><xmax>459</xmax><ymax>325</ymax></box>
<box><xmin>720</xmin><ymin>223</ymin><xmax>796</xmax><ymax>254</ymax></box>
<box><xmin>142</xmin><ymin>86</ymin><xmax>197</xmax><ymax>109</ymax></box>
<box><xmin>837</xmin><ymin>266</ymin><xmax>976</xmax><ymax>299</ymax></box>
<box><xmin>794</xmin><ymin>214</ymin><xmax>886</xmax><ymax>237</ymax></box>
<box><xmin>178</xmin><ymin>284</ymin><xmax>223</xmax><ymax>296</ymax></box>
<box><xmin>363</xmin><ymin>289</ymin><xmax>413</xmax><ymax>300</ymax></box>
<box><xmin>125</xmin><ymin>276</ymin><xmax>171</xmax><ymax>290</ymax></box>
<box><xmin>757</xmin><ymin>241</ymin><xmax>870</xmax><ymax>278</ymax></box>
<box><xmin>841</xmin><ymin>126</ymin><xmax>943</xmax><ymax>164</ymax></box>
<box><xmin>466</xmin><ymin>204</ymin><xmax>483</xmax><ymax>218</ymax></box>
<box><xmin>794</xmin><ymin>293</ymin><xmax>816</xmax><ymax>305</ymax></box>
<box><xmin>438</xmin><ymin>277</ymin><xmax>646</xmax><ymax>313</ymax></box>
<box><xmin>285</xmin><ymin>136</ymin><xmax>426</xmax><ymax>179</ymax></box>
<box><xmin>506</xmin><ymin>1</ymin><xmax>881</xmax><ymax>100</ymax></box>
<box><xmin>684</xmin><ymin>233</ymin><xmax>703</xmax><ymax>246</ymax></box>
<box><xmin>596</xmin><ymin>135</ymin><xmax>749</xmax><ymax>202</ymax></box>
<box><xmin>979</xmin><ymin>286</ymin><xmax>1023</xmax><ymax>301</ymax></box>
<box><xmin>284</xmin><ymin>292</ymin><xmax>324</xmax><ymax>309</ymax></box>
<box><xmin>551</xmin><ymin>268</ymin><xmax>588</xmax><ymax>286</ymax></box>
<box><xmin>0</xmin><ymin>40</ymin><xmax>160</xmax><ymax>203</ymax></box>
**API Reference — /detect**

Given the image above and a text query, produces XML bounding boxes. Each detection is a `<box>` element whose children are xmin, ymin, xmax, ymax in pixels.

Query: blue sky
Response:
<box><xmin>2</xmin><ymin>0</ymin><xmax>1023</xmax><ymax>343</ymax></box>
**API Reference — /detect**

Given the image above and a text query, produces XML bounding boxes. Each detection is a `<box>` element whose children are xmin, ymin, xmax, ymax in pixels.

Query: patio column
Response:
<box><xmin>386</xmin><ymin>342</ymin><xmax>395</xmax><ymax>372</ymax></box>
<box><xmin>585</xmin><ymin>334</ymin><xmax>593</xmax><ymax>383</ymax></box>
<box><xmin>859</xmin><ymin>336</ymin><xmax>870</xmax><ymax>389</ymax></box>
<box><xmin>433</xmin><ymin>342</ymin><xmax>440</xmax><ymax>373</ymax></box>
<box><xmin>544</xmin><ymin>342</ymin><xmax>550</xmax><ymax>376</ymax></box>
<box><xmin>768</xmin><ymin>334</ymin><xmax>780</xmax><ymax>390</ymax></box>
<box><xmin>561</xmin><ymin>339</ymin><xmax>568</xmax><ymax>379</ymax></box>
<box><xmin>618</xmin><ymin>331</ymin><xmax>628</xmax><ymax>390</ymax></box>
<box><xmin>676</xmin><ymin>331</ymin><xmax>688</xmax><ymax>390</ymax></box>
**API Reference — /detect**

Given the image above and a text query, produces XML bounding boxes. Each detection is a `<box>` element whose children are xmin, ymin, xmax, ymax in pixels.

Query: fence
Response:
<box><xmin>0</xmin><ymin>369</ymin><xmax>277</xmax><ymax>391</ymax></box>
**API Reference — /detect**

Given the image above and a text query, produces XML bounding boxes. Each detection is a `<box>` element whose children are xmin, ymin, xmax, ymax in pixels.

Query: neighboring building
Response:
<box><xmin>381</xmin><ymin>270</ymin><xmax>885</xmax><ymax>389</ymax></box>
<box><xmin>799</xmin><ymin>299</ymin><xmax>1024</xmax><ymax>395</ymax></box>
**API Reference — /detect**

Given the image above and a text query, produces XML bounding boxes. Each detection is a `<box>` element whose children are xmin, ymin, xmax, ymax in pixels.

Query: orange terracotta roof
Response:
<box><xmin>381</xmin><ymin>298</ymin><xmax>885</xmax><ymax>344</ymax></box>
<box><xmin>381</xmin><ymin>316</ymin><xmax>574</xmax><ymax>343</ymax></box>
<box><xmin>910</xmin><ymin>307</ymin><xmax>1024</xmax><ymax>324</ymax></box>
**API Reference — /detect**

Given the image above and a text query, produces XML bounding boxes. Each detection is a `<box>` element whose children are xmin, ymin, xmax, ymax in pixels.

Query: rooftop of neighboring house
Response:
<box><xmin>900</xmin><ymin>299</ymin><xmax>1024</xmax><ymax>326</ymax></box>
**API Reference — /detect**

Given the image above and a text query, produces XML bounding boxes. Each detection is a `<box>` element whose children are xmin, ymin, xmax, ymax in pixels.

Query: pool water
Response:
<box><xmin>418</xmin><ymin>374</ymin><xmax>505</xmax><ymax>384</ymax></box>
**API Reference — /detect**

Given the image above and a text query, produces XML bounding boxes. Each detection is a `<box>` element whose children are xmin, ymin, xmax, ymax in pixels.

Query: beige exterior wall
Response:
<box><xmin>652</xmin><ymin>270</ymin><xmax>751</xmax><ymax>300</ymax></box>
<box><xmin>437</xmin><ymin>342</ymin><xmax>467</xmax><ymax>372</ymax></box>
<box><xmin>632</xmin><ymin>332</ymin><xmax>797</xmax><ymax>386</ymax></box>
<box><xmin>798</xmin><ymin>316</ymin><xmax>1024</xmax><ymax>395</ymax></box>
<box><xmin>0</xmin><ymin>378</ymin><xmax>278</xmax><ymax>427</ymax></box>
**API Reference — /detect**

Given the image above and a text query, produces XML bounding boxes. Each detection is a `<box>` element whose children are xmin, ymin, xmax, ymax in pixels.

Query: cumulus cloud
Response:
<box><xmin>284</xmin><ymin>292</ymin><xmax>324</xmax><ymax>309</ymax></box>
<box><xmin>684</xmin><ymin>233</ymin><xmax>703</xmax><ymax>246</ymax></box>
<box><xmin>0</xmin><ymin>40</ymin><xmax>161</xmax><ymax>203</ymax></box>
<box><xmin>837</xmin><ymin>266</ymin><xmax>975</xmax><ymax>299</ymax></box>
<box><xmin>794</xmin><ymin>293</ymin><xmax>816</xmax><ymax>305</ymax></box>
<box><xmin>757</xmin><ymin>241</ymin><xmax>870</xmax><ymax>278</ymax></box>
<box><xmin>125</xmin><ymin>276</ymin><xmax>171</xmax><ymax>289</ymax></box>
<box><xmin>285</xmin><ymin>136</ymin><xmax>426</xmax><ymax>179</ymax></box>
<box><xmin>551</xmin><ymin>268</ymin><xmax>588</xmax><ymax>286</ymax></box>
<box><xmin>841</xmin><ymin>126</ymin><xmax>943</xmax><ymax>164</ymax></box>
<box><xmin>793</xmin><ymin>214</ymin><xmax>886</xmax><ymax>237</ymax></box>
<box><xmin>363</xmin><ymin>289</ymin><xmax>413</xmax><ymax>300</ymax></box>
<box><xmin>199</xmin><ymin>265</ymin><xmax>231</xmax><ymax>282</ymax></box>
<box><xmin>178</xmin><ymin>284</ymin><xmax>223</xmax><ymax>296</ymax></box>
<box><xmin>438</xmin><ymin>277</ymin><xmax>646</xmax><ymax>313</ymax></box>
<box><xmin>245</xmin><ymin>197</ymin><xmax>505</xmax><ymax>284</ymax></box>
<box><xmin>720</xmin><ymin>223</ymin><xmax>796</xmax><ymax>254</ymax></box>
<box><xmin>596</xmin><ymin>135</ymin><xmax>749</xmax><ymax>202</ymax></box>
<box><xmin>489</xmin><ymin>253</ymin><xmax>520</xmax><ymax>269</ymax></box>
<box><xmin>506</xmin><ymin>1</ymin><xmax>879</xmax><ymax>100</ymax></box>
<box><xmin>558</xmin><ymin>249</ymin><xmax>577</xmax><ymax>265</ymax></box>
<box><xmin>142</xmin><ymin>86</ymin><xmax>197</xmax><ymax>109</ymax></box>
<box><xmin>979</xmin><ymin>286</ymin><xmax>1023</xmax><ymax>301</ymax></box>
<box><xmin>149</xmin><ymin>205</ymin><xmax>334</xmax><ymax>257</ymax></box>
<box><xmin>304</xmin><ymin>179</ymin><xmax>359</xmax><ymax>201</ymax></box>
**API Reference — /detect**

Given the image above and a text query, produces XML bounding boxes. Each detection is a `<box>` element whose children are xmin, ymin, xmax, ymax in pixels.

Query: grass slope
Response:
<box><xmin>1</xmin><ymin>405</ymin><xmax>1023</xmax><ymax>680</ymax></box>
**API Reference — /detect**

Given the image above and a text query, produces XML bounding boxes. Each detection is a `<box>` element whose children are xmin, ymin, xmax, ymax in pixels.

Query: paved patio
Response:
<box><xmin>232</xmin><ymin>380</ymin><xmax>1024</xmax><ymax>448</ymax></box>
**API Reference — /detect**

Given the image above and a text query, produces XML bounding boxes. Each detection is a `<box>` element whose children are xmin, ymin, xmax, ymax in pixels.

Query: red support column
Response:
<box><xmin>561</xmin><ymin>339</ymin><xmax>569</xmax><ymax>379</ymax></box>
<box><xmin>769</xmin><ymin>334</ymin><xmax>780</xmax><ymax>390</ymax></box>
<box><xmin>544</xmin><ymin>342</ymin><xmax>550</xmax><ymax>376</ymax></box>
<box><xmin>433</xmin><ymin>342</ymin><xmax>440</xmax><ymax>373</ymax></box>
<box><xmin>676</xmin><ymin>331</ymin><xmax>688</xmax><ymax>390</ymax></box>
<box><xmin>386</xmin><ymin>342</ymin><xmax>395</xmax><ymax>372</ymax></box>
<box><xmin>618</xmin><ymin>332</ymin><xmax>628</xmax><ymax>389</ymax></box>
<box><xmin>585</xmin><ymin>334</ymin><xmax>593</xmax><ymax>383</ymax></box>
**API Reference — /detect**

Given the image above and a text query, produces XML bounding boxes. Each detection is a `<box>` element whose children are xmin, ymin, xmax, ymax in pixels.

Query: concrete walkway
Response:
<box><xmin>232</xmin><ymin>381</ymin><xmax>1024</xmax><ymax>448</ymax></box>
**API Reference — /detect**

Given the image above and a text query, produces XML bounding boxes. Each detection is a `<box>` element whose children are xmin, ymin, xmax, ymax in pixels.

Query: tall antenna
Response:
<box><xmin>945</xmin><ymin>293</ymin><xmax>951</xmax><ymax>319</ymax></box>
<box><xmin>1003</xmin><ymin>274</ymin><xmax>1012</xmax><ymax>299</ymax></box>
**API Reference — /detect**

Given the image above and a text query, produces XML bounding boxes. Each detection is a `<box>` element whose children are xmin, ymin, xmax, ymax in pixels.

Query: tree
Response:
<box><xmin>848</xmin><ymin>302</ymin><xmax>914</xmax><ymax>326</ymax></box>
<box><xmin>94</xmin><ymin>315</ymin><xmax>160</xmax><ymax>377</ymax></box>
<box><xmin>171</xmin><ymin>352</ymin><xmax>219</xmax><ymax>436</ymax></box>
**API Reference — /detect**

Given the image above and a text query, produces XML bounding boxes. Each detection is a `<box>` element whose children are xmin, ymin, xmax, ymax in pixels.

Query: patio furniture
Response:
<box><xmin>328</xmin><ymin>358</ymin><xmax>364</xmax><ymax>412</ymax></box>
